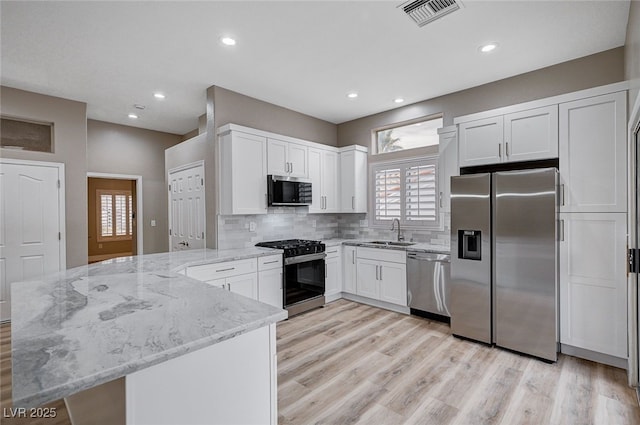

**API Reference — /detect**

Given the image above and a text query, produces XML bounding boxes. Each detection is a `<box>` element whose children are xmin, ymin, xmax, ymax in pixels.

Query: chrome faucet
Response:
<box><xmin>391</xmin><ymin>218</ymin><xmax>404</xmax><ymax>241</ymax></box>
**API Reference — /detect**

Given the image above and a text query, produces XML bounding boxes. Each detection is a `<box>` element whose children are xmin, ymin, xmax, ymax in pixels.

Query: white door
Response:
<box><xmin>503</xmin><ymin>105</ymin><xmax>559</xmax><ymax>163</ymax></box>
<box><xmin>307</xmin><ymin>148</ymin><xmax>323</xmax><ymax>213</ymax></box>
<box><xmin>227</xmin><ymin>273</ymin><xmax>258</xmax><ymax>300</ymax></box>
<box><xmin>258</xmin><ymin>268</ymin><xmax>283</xmax><ymax>308</ymax></box>
<box><xmin>168</xmin><ymin>163</ymin><xmax>205</xmax><ymax>251</ymax></box>
<box><xmin>0</xmin><ymin>161</ymin><xmax>63</xmax><ymax>322</ymax></box>
<box><xmin>356</xmin><ymin>258</ymin><xmax>379</xmax><ymax>299</ymax></box>
<box><xmin>266</xmin><ymin>138</ymin><xmax>288</xmax><ymax>176</ymax></box>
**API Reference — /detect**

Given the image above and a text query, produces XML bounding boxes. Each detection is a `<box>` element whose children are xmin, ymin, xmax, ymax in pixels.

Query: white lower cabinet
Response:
<box><xmin>325</xmin><ymin>247</ymin><xmax>342</xmax><ymax>301</ymax></box>
<box><xmin>185</xmin><ymin>258</ymin><xmax>259</xmax><ymax>301</ymax></box>
<box><xmin>356</xmin><ymin>258</ymin><xmax>379</xmax><ymax>299</ymax></box>
<box><xmin>355</xmin><ymin>247</ymin><xmax>407</xmax><ymax>307</ymax></box>
<box><xmin>559</xmin><ymin>212</ymin><xmax>627</xmax><ymax>359</ymax></box>
<box><xmin>258</xmin><ymin>255</ymin><xmax>283</xmax><ymax>309</ymax></box>
<box><xmin>342</xmin><ymin>245</ymin><xmax>357</xmax><ymax>294</ymax></box>
<box><xmin>225</xmin><ymin>273</ymin><xmax>258</xmax><ymax>299</ymax></box>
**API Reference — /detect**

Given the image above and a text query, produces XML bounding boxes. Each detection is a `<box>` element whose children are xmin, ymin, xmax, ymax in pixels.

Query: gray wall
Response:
<box><xmin>88</xmin><ymin>120</ymin><xmax>182</xmax><ymax>254</ymax></box>
<box><xmin>337</xmin><ymin>47</ymin><xmax>625</xmax><ymax>148</ymax></box>
<box><xmin>0</xmin><ymin>86</ymin><xmax>88</xmax><ymax>268</ymax></box>
<box><xmin>626</xmin><ymin>0</ymin><xmax>640</xmax><ymax>109</ymax></box>
<box><xmin>212</xmin><ymin>86</ymin><xmax>337</xmax><ymax>147</ymax></box>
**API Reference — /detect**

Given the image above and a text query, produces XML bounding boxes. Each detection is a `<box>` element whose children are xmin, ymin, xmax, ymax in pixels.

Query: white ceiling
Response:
<box><xmin>0</xmin><ymin>1</ymin><xmax>631</xmax><ymax>136</ymax></box>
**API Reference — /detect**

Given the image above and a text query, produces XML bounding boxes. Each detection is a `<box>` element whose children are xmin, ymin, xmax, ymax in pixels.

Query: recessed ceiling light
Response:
<box><xmin>480</xmin><ymin>43</ymin><xmax>498</xmax><ymax>53</ymax></box>
<box><xmin>221</xmin><ymin>36</ymin><xmax>236</xmax><ymax>46</ymax></box>
<box><xmin>153</xmin><ymin>93</ymin><xmax>165</xmax><ymax>99</ymax></box>
<box><xmin>347</xmin><ymin>92</ymin><xmax>358</xmax><ymax>99</ymax></box>
<box><xmin>394</xmin><ymin>98</ymin><xmax>405</xmax><ymax>104</ymax></box>
<box><xmin>128</xmin><ymin>113</ymin><xmax>138</xmax><ymax>119</ymax></box>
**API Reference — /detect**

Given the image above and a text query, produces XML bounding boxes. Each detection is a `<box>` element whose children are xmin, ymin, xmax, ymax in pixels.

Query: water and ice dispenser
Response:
<box><xmin>458</xmin><ymin>230</ymin><xmax>481</xmax><ymax>260</ymax></box>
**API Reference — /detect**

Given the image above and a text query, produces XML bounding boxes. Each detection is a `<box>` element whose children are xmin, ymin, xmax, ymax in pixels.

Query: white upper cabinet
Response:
<box><xmin>437</xmin><ymin>126</ymin><xmax>459</xmax><ymax>214</ymax></box>
<box><xmin>458</xmin><ymin>106</ymin><xmax>559</xmax><ymax>168</ymax></box>
<box><xmin>458</xmin><ymin>116</ymin><xmax>503</xmax><ymax>167</ymax></box>
<box><xmin>504</xmin><ymin>105</ymin><xmax>558</xmax><ymax>163</ymax></box>
<box><xmin>267</xmin><ymin>138</ymin><xmax>308</xmax><ymax>178</ymax></box>
<box><xmin>308</xmin><ymin>148</ymin><xmax>339</xmax><ymax>213</ymax></box>
<box><xmin>219</xmin><ymin>130</ymin><xmax>268</xmax><ymax>215</ymax></box>
<box><xmin>339</xmin><ymin>146</ymin><xmax>368</xmax><ymax>213</ymax></box>
<box><xmin>559</xmin><ymin>91</ymin><xmax>627</xmax><ymax>213</ymax></box>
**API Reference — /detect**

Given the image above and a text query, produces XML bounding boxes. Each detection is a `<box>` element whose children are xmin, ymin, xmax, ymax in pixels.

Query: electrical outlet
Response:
<box><xmin>98</xmin><ymin>244</ymin><xmax>103</xmax><ymax>249</ymax></box>
<box><xmin>151</xmin><ymin>220</ymin><xmax>156</xmax><ymax>227</ymax></box>
<box><xmin>249</xmin><ymin>222</ymin><xmax>257</xmax><ymax>232</ymax></box>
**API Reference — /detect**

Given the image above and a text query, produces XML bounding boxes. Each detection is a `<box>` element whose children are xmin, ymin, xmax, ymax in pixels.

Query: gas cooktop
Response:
<box><xmin>256</xmin><ymin>239</ymin><xmax>325</xmax><ymax>257</ymax></box>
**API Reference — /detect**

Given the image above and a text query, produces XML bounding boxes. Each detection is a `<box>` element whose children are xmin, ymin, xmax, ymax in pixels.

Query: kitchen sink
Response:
<box><xmin>368</xmin><ymin>241</ymin><xmax>416</xmax><ymax>247</ymax></box>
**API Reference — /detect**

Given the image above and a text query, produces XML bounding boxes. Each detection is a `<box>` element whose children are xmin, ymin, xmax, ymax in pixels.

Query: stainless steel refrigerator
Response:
<box><xmin>450</xmin><ymin>168</ymin><xmax>558</xmax><ymax>361</ymax></box>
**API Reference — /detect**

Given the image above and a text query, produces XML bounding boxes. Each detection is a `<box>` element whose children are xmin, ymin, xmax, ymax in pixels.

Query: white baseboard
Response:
<box><xmin>561</xmin><ymin>343</ymin><xmax>628</xmax><ymax>370</ymax></box>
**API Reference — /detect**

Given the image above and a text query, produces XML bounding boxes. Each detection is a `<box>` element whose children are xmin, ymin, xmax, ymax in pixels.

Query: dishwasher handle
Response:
<box><xmin>407</xmin><ymin>252</ymin><xmax>450</xmax><ymax>262</ymax></box>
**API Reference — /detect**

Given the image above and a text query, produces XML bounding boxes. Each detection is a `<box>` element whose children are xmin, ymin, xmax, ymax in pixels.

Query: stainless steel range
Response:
<box><xmin>256</xmin><ymin>239</ymin><xmax>326</xmax><ymax>316</ymax></box>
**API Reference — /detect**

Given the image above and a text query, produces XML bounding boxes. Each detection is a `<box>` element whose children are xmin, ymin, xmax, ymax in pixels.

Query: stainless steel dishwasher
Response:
<box><xmin>407</xmin><ymin>251</ymin><xmax>451</xmax><ymax>322</ymax></box>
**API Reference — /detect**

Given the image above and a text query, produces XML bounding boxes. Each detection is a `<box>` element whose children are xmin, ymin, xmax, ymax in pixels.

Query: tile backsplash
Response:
<box><xmin>217</xmin><ymin>207</ymin><xmax>450</xmax><ymax>249</ymax></box>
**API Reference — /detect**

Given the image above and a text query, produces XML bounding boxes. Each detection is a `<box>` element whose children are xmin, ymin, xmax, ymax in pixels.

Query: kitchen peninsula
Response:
<box><xmin>11</xmin><ymin>248</ymin><xmax>287</xmax><ymax>425</ymax></box>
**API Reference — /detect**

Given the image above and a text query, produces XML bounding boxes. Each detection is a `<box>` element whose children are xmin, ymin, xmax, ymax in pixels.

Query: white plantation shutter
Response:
<box><xmin>97</xmin><ymin>190</ymin><xmax>133</xmax><ymax>241</ymax></box>
<box><xmin>371</xmin><ymin>156</ymin><xmax>439</xmax><ymax>227</ymax></box>
<box><xmin>405</xmin><ymin>164</ymin><xmax>437</xmax><ymax>222</ymax></box>
<box><xmin>374</xmin><ymin>168</ymin><xmax>401</xmax><ymax>221</ymax></box>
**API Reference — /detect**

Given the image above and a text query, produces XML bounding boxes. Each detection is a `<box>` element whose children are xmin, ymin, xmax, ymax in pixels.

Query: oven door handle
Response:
<box><xmin>284</xmin><ymin>252</ymin><xmax>327</xmax><ymax>265</ymax></box>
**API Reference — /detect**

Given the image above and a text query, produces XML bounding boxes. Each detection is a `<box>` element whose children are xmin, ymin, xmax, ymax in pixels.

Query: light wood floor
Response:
<box><xmin>277</xmin><ymin>299</ymin><xmax>640</xmax><ymax>425</ymax></box>
<box><xmin>2</xmin><ymin>300</ymin><xmax>639</xmax><ymax>425</ymax></box>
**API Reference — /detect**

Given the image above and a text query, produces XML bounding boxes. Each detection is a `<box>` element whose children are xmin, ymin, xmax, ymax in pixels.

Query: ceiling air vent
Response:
<box><xmin>399</xmin><ymin>0</ymin><xmax>463</xmax><ymax>27</ymax></box>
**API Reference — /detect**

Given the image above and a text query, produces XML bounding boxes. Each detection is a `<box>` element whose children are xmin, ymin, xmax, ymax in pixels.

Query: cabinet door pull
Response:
<box><xmin>216</xmin><ymin>267</ymin><xmax>235</xmax><ymax>273</ymax></box>
<box><xmin>560</xmin><ymin>184</ymin><xmax>565</xmax><ymax>206</ymax></box>
<box><xmin>327</xmin><ymin>250</ymin><xmax>338</xmax><ymax>254</ymax></box>
<box><xmin>505</xmin><ymin>142</ymin><xmax>510</xmax><ymax>157</ymax></box>
<box><xmin>352</xmin><ymin>196</ymin><xmax>355</xmax><ymax>211</ymax></box>
<box><xmin>352</xmin><ymin>250</ymin><xmax>355</xmax><ymax>264</ymax></box>
<box><xmin>379</xmin><ymin>265</ymin><xmax>383</xmax><ymax>281</ymax></box>
<box><xmin>375</xmin><ymin>265</ymin><xmax>378</xmax><ymax>280</ymax></box>
<box><xmin>290</xmin><ymin>162</ymin><xmax>294</xmax><ymax>174</ymax></box>
<box><xmin>560</xmin><ymin>219</ymin><xmax>565</xmax><ymax>242</ymax></box>
<box><xmin>263</xmin><ymin>260</ymin><xmax>279</xmax><ymax>265</ymax></box>
<box><xmin>498</xmin><ymin>143</ymin><xmax>502</xmax><ymax>158</ymax></box>
<box><xmin>439</xmin><ymin>192</ymin><xmax>443</xmax><ymax>208</ymax></box>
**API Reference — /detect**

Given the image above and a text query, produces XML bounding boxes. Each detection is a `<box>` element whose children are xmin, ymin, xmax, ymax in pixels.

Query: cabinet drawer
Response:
<box><xmin>258</xmin><ymin>255</ymin><xmax>283</xmax><ymax>271</ymax></box>
<box><xmin>187</xmin><ymin>258</ymin><xmax>257</xmax><ymax>281</ymax></box>
<box><xmin>357</xmin><ymin>247</ymin><xmax>406</xmax><ymax>264</ymax></box>
<box><xmin>325</xmin><ymin>246</ymin><xmax>341</xmax><ymax>259</ymax></box>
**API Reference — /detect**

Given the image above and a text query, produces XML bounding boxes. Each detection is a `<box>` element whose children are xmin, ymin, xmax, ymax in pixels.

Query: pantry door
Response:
<box><xmin>168</xmin><ymin>161</ymin><xmax>205</xmax><ymax>251</ymax></box>
<box><xmin>0</xmin><ymin>160</ymin><xmax>65</xmax><ymax>322</ymax></box>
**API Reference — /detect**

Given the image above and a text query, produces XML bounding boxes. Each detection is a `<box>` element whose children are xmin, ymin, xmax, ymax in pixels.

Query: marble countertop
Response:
<box><xmin>11</xmin><ymin>248</ymin><xmax>287</xmax><ymax>408</ymax></box>
<box><xmin>322</xmin><ymin>238</ymin><xmax>450</xmax><ymax>254</ymax></box>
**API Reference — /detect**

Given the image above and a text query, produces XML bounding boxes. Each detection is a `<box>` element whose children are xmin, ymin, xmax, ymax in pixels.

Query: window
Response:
<box><xmin>374</xmin><ymin>115</ymin><xmax>443</xmax><ymax>154</ymax></box>
<box><xmin>97</xmin><ymin>190</ymin><xmax>133</xmax><ymax>241</ymax></box>
<box><xmin>1</xmin><ymin>116</ymin><xmax>54</xmax><ymax>152</ymax></box>
<box><xmin>371</xmin><ymin>157</ymin><xmax>439</xmax><ymax>228</ymax></box>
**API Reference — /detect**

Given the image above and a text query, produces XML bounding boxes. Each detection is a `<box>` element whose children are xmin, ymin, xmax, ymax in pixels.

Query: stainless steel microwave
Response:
<box><xmin>267</xmin><ymin>175</ymin><xmax>312</xmax><ymax>206</ymax></box>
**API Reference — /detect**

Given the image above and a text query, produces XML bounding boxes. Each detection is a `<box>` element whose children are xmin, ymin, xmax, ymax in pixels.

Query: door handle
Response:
<box><xmin>505</xmin><ymin>142</ymin><xmax>510</xmax><ymax>157</ymax></box>
<box><xmin>560</xmin><ymin>184</ymin><xmax>565</xmax><ymax>206</ymax></box>
<box><xmin>352</xmin><ymin>250</ymin><xmax>355</xmax><ymax>264</ymax></box>
<box><xmin>379</xmin><ymin>265</ymin><xmax>383</xmax><ymax>281</ymax></box>
<box><xmin>290</xmin><ymin>162</ymin><xmax>293</xmax><ymax>174</ymax></box>
<box><xmin>559</xmin><ymin>219</ymin><xmax>565</xmax><ymax>242</ymax></box>
<box><xmin>352</xmin><ymin>196</ymin><xmax>355</xmax><ymax>211</ymax></box>
<box><xmin>439</xmin><ymin>192</ymin><xmax>443</xmax><ymax>208</ymax></box>
<box><xmin>498</xmin><ymin>143</ymin><xmax>502</xmax><ymax>158</ymax></box>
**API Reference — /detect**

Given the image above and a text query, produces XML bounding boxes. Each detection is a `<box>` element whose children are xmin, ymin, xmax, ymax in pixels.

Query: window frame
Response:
<box><xmin>96</xmin><ymin>189</ymin><xmax>133</xmax><ymax>242</ymax></box>
<box><xmin>371</xmin><ymin>113</ymin><xmax>443</xmax><ymax>156</ymax></box>
<box><xmin>369</xmin><ymin>155</ymin><xmax>440</xmax><ymax>230</ymax></box>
